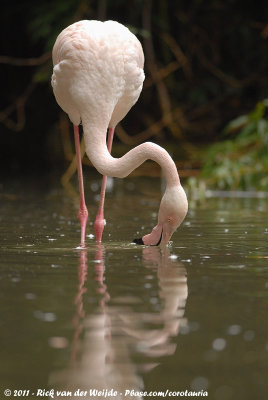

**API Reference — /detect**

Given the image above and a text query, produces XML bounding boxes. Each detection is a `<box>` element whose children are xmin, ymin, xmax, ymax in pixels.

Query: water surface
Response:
<box><xmin>0</xmin><ymin>174</ymin><xmax>268</xmax><ymax>399</ymax></box>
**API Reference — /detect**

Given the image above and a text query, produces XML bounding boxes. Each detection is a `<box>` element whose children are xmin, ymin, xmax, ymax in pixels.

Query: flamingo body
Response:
<box><xmin>52</xmin><ymin>20</ymin><xmax>144</xmax><ymax>129</ymax></box>
<box><xmin>51</xmin><ymin>20</ymin><xmax>188</xmax><ymax>245</ymax></box>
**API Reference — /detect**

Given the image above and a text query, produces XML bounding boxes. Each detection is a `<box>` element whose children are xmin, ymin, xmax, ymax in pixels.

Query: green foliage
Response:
<box><xmin>202</xmin><ymin>99</ymin><xmax>268</xmax><ymax>190</ymax></box>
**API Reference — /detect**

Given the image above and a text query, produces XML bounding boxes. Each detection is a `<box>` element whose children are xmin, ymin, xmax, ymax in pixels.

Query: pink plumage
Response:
<box><xmin>52</xmin><ymin>20</ymin><xmax>144</xmax><ymax>128</ymax></box>
<box><xmin>52</xmin><ymin>20</ymin><xmax>188</xmax><ymax>246</ymax></box>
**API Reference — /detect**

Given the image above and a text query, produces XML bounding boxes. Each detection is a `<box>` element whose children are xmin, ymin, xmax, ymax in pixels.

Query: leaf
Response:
<box><xmin>257</xmin><ymin>119</ymin><xmax>268</xmax><ymax>144</ymax></box>
<box><xmin>262</xmin><ymin>98</ymin><xmax>268</xmax><ymax>108</ymax></box>
<box><xmin>224</xmin><ymin>115</ymin><xmax>248</xmax><ymax>134</ymax></box>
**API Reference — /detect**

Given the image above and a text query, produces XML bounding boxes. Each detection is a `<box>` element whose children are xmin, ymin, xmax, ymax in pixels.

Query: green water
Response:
<box><xmin>0</xmin><ymin>173</ymin><xmax>268</xmax><ymax>400</ymax></box>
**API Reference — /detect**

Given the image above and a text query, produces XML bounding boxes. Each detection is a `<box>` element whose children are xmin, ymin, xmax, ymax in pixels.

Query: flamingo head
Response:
<box><xmin>133</xmin><ymin>185</ymin><xmax>188</xmax><ymax>246</ymax></box>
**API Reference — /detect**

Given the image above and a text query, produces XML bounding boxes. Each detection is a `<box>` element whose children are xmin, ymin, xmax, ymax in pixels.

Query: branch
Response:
<box><xmin>0</xmin><ymin>50</ymin><xmax>51</xmax><ymax>131</ymax></box>
<box><xmin>0</xmin><ymin>81</ymin><xmax>36</xmax><ymax>131</ymax></box>
<box><xmin>143</xmin><ymin>61</ymin><xmax>180</xmax><ymax>88</ymax></box>
<box><xmin>0</xmin><ymin>52</ymin><xmax>51</xmax><ymax>66</ymax></box>
<box><xmin>161</xmin><ymin>32</ymin><xmax>193</xmax><ymax>80</ymax></box>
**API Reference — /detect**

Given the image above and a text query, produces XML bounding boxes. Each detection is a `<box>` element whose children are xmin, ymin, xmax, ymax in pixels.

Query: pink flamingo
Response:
<box><xmin>51</xmin><ymin>20</ymin><xmax>188</xmax><ymax>246</ymax></box>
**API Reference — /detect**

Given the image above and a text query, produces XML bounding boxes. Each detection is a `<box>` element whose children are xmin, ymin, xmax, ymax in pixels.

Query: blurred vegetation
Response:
<box><xmin>202</xmin><ymin>99</ymin><xmax>268</xmax><ymax>190</ymax></box>
<box><xmin>0</xmin><ymin>0</ymin><xmax>268</xmax><ymax>191</ymax></box>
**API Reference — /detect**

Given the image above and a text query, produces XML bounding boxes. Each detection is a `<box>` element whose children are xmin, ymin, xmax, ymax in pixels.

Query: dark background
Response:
<box><xmin>1</xmin><ymin>0</ymin><xmax>267</xmax><ymax>181</ymax></box>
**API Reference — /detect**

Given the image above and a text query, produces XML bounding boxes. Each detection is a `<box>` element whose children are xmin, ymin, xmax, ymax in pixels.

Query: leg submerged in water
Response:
<box><xmin>74</xmin><ymin>124</ymin><xmax>89</xmax><ymax>246</ymax></box>
<box><xmin>94</xmin><ymin>127</ymin><xmax>115</xmax><ymax>243</ymax></box>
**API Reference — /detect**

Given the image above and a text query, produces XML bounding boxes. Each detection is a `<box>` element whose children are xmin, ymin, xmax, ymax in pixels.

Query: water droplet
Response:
<box><xmin>243</xmin><ymin>330</ymin><xmax>255</xmax><ymax>341</ymax></box>
<box><xmin>227</xmin><ymin>324</ymin><xmax>241</xmax><ymax>335</ymax></box>
<box><xmin>212</xmin><ymin>338</ymin><xmax>226</xmax><ymax>351</ymax></box>
<box><xmin>169</xmin><ymin>254</ymin><xmax>178</xmax><ymax>260</ymax></box>
<box><xmin>190</xmin><ymin>376</ymin><xmax>209</xmax><ymax>391</ymax></box>
<box><xmin>48</xmin><ymin>337</ymin><xmax>69</xmax><ymax>349</ymax></box>
<box><xmin>144</xmin><ymin>283</ymin><xmax>152</xmax><ymax>289</ymax></box>
<box><xmin>86</xmin><ymin>234</ymin><xmax>95</xmax><ymax>239</ymax></box>
<box><xmin>180</xmin><ymin>325</ymin><xmax>190</xmax><ymax>335</ymax></box>
<box><xmin>90</xmin><ymin>182</ymin><xmax>99</xmax><ymax>192</ymax></box>
<box><xmin>43</xmin><ymin>312</ymin><xmax>57</xmax><ymax>322</ymax></box>
<box><xmin>25</xmin><ymin>293</ymin><xmax>36</xmax><ymax>300</ymax></box>
<box><xmin>34</xmin><ymin>311</ymin><xmax>56</xmax><ymax>322</ymax></box>
<box><xmin>11</xmin><ymin>277</ymin><xmax>20</xmax><ymax>283</ymax></box>
<box><xmin>229</xmin><ymin>264</ymin><xmax>246</xmax><ymax>269</ymax></box>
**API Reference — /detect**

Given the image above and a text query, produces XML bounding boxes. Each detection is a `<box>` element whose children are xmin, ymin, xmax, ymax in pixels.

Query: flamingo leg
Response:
<box><xmin>94</xmin><ymin>127</ymin><xmax>115</xmax><ymax>243</ymax></box>
<box><xmin>74</xmin><ymin>124</ymin><xmax>88</xmax><ymax>246</ymax></box>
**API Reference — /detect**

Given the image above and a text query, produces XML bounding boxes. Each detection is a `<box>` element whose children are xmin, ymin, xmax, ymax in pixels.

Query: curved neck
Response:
<box><xmin>82</xmin><ymin>119</ymin><xmax>180</xmax><ymax>187</ymax></box>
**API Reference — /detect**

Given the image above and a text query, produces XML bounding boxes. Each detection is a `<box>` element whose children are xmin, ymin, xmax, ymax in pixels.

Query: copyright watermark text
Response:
<box><xmin>3</xmin><ymin>388</ymin><xmax>208</xmax><ymax>398</ymax></box>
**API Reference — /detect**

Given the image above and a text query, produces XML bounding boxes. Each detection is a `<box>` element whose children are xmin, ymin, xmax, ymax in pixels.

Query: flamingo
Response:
<box><xmin>51</xmin><ymin>20</ymin><xmax>188</xmax><ymax>246</ymax></box>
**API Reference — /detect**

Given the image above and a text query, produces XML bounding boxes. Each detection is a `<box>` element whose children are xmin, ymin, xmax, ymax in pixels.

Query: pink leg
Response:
<box><xmin>94</xmin><ymin>127</ymin><xmax>115</xmax><ymax>243</ymax></box>
<box><xmin>74</xmin><ymin>124</ymin><xmax>89</xmax><ymax>246</ymax></box>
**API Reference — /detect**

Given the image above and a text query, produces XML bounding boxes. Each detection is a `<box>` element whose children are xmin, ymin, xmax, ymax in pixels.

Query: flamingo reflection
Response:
<box><xmin>50</xmin><ymin>246</ymin><xmax>188</xmax><ymax>399</ymax></box>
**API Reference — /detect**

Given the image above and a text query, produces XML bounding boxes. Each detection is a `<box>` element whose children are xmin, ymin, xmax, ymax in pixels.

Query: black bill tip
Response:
<box><xmin>132</xmin><ymin>230</ymin><xmax>163</xmax><ymax>246</ymax></box>
<box><xmin>132</xmin><ymin>238</ymin><xmax>144</xmax><ymax>245</ymax></box>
